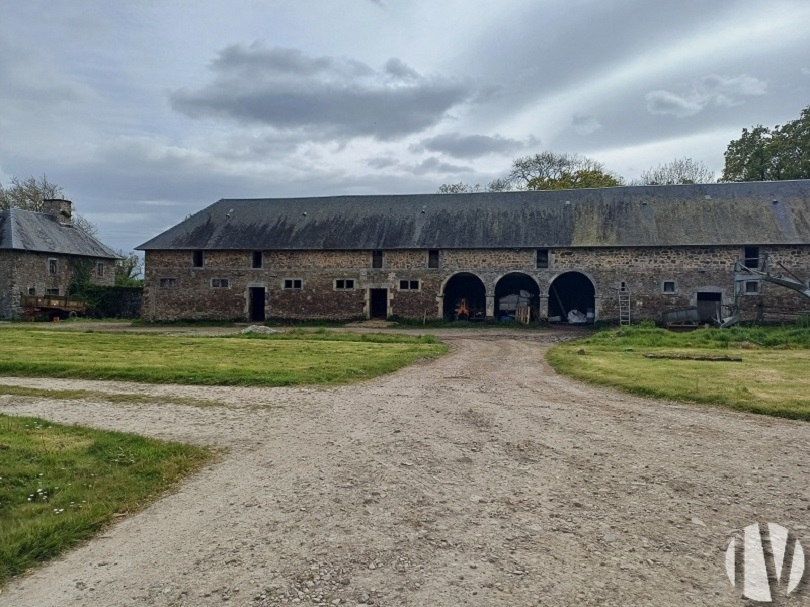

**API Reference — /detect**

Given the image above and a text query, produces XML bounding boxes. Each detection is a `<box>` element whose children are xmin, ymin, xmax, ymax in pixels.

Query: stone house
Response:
<box><xmin>0</xmin><ymin>199</ymin><xmax>118</xmax><ymax>319</ymax></box>
<box><xmin>136</xmin><ymin>180</ymin><xmax>810</xmax><ymax>324</ymax></box>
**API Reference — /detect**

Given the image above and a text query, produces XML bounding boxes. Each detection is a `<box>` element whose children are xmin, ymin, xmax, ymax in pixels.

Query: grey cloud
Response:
<box><xmin>411</xmin><ymin>133</ymin><xmax>534</xmax><ymax>159</ymax></box>
<box><xmin>367</xmin><ymin>156</ymin><xmax>400</xmax><ymax>169</ymax></box>
<box><xmin>171</xmin><ymin>44</ymin><xmax>475</xmax><ymax>140</ymax></box>
<box><xmin>407</xmin><ymin>156</ymin><xmax>470</xmax><ymax>175</ymax></box>
<box><xmin>801</xmin><ymin>67</ymin><xmax>810</xmax><ymax>76</ymax></box>
<box><xmin>645</xmin><ymin>90</ymin><xmax>704</xmax><ymax>117</ymax></box>
<box><xmin>646</xmin><ymin>73</ymin><xmax>767</xmax><ymax>118</ymax></box>
<box><xmin>571</xmin><ymin>114</ymin><xmax>602</xmax><ymax>135</ymax></box>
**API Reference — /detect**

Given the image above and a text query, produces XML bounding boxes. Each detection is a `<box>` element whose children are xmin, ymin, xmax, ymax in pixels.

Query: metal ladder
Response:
<box><xmin>618</xmin><ymin>283</ymin><xmax>631</xmax><ymax>326</ymax></box>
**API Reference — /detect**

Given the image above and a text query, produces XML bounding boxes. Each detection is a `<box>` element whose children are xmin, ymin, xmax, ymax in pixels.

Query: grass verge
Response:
<box><xmin>0</xmin><ymin>414</ymin><xmax>214</xmax><ymax>585</ymax></box>
<box><xmin>0</xmin><ymin>328</ymin><xmax>447</xmax><ymax>386</ymax></box>
<box><xmin>546</xmin><ymin>324</ymin><xmax>810</xmax><ymax>421</ymax></box>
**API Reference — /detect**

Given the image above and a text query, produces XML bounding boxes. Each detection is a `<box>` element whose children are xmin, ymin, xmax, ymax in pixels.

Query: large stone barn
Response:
<box><xmin>136</xmin><ymin>180</ymin><xmax>810</xmax><ymax>324</ymax></box>
<box><xmin>0</xmin><ymin>199</ymin><xmax>118</xmax><ymax>319</ymax></box>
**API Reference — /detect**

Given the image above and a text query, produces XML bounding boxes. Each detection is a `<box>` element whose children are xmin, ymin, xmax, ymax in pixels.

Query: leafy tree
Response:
<box><xmin>0</xmin><ymin>174</ymin><xmax>98</xmax><ymax>236</ymax></box>
<box><xmin>637</xmin><ymin>157</ymin><xmax>715</xmax><ymax>185</ymax></box>
<box><xmin>115</xmin><ymin>251</ymin><xmax>144</xmax><ymax>286</ymax></box>
<box><xmin>722</xmin><ymin>106</ymin><xmax>810</xmax><ymax>181</ymax></box>
<box><xmin>527</xmin><ymin>168</ymin><xmax>622</xmax><ymax>190</ymax></box>
<box><xmin>506</xmin><ymin>151</ymin><xmax>619</xmax><ymax>189</ymax></box>
<box><xmin>438</xmin><ymin>150</ymin><xmax>623</xmax><ymax>193</ymax></box>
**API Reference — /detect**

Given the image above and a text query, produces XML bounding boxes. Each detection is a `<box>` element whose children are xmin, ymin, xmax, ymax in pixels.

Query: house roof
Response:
<box><xmin>0</xmin><ymin>208</ymin><xmax>118</xmax><ymax>258</ymax></box>
<box><xmin>137</xmin><ymin>180</ymin><xmax>810</xmax><ymax>251</ymax></box>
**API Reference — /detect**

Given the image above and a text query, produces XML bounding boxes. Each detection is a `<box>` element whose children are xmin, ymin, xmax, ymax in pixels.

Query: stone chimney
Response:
<box><xmin>42</xmin><ymin>199</ymin><xmax>73</xmax><ymax>226</ymax></box>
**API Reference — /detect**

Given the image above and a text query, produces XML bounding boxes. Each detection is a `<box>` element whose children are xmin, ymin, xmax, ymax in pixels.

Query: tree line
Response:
<box><xmin>439</xmin><ymin>104</ymin><xmax>810</xmax><ymax>193</ymax></box>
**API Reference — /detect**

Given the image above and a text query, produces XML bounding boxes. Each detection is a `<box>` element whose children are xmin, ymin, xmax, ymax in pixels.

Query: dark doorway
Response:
<box><xmin>249</xmin><ymin>287</ymin><xmax>266</xmax><ymax>322</ymax></box>
<box><xmin>548</xmin><ymin>272</ymin><xmax>595</xmax><ymax>322</ymax></box>
<box><xmin>696</xmin><ymin>291</ymin><xmax>722</xmax><ymax>322</ymax></box>
<box><xmin>495</xmin><ymin>272</ymin><xmax>540</xmax><ymax>320</ymax></box>
<box><xmin>369</xmin><ymin>288</ymin><xmax>388</xmax><ymax>319</ymax></box>
<box><xmin>443</xmin><ymin>272</ymin><xmax>486</xmax><ymax>320</ymax></box>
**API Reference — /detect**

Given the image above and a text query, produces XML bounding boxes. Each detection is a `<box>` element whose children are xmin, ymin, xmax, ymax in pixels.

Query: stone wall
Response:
<box><xmin>0</xmin><ymin>251</ymin><xmax>13</xmax><ymax>319</ymax></box>
<box><xmin>141</xmin><ymin>245</ymin><xmax>810</xmax><ymax>323</ymax></box>
<box><xmin>0</xmin><ymin>252</ymin><xmax>115</xmax><ymax>319</ymax></box>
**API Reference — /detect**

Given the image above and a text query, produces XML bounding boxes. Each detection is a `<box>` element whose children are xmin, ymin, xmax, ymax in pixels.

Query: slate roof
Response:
<box><xmin>0</xmin><ymin>208</ymin><xmax>118</xmax><ymax>258</ymax></box>
<box><xmin>137</xmin><ymin>180</ymin><xmax>810</xmax><ymax>251</ymax></box>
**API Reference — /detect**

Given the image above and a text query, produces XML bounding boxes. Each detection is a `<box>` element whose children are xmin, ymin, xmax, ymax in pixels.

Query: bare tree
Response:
<box><xmin>0</xmin><ymin>174</ymin><xmax>99</xmax><ymax>236</ymax></box>
<box><xmin>637</xmin><ymin>157</ymin><xmax>715</xmax><ymax>185</ymax></box>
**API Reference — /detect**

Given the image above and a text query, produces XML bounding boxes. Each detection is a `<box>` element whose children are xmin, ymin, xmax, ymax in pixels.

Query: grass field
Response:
<box><xmin>0</xmin><ymin>328</ymin><xmax>447</xmax><ymax>386</ymax></box>
<box><xmin>547</xmin><ymin>324</ymin><xmax>810</xmax><ymax>420</ymax></box>
<box><xmin>0</xmin><ymin>414</ymin><xmax>214</xmax><ymax>585</ymax></box>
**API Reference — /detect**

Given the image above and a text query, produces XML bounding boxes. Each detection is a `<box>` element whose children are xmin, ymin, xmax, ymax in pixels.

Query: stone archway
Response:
<box><xmin>442</xmin><ymin>272</ymin><xmax>487</xmax><ymax>320</ymax></box>
<box><xmin>494</xmin><ymin>272</ymin><xmax>541</xmax><ymax>320</ymax></box>
<box><xmin>548</xmin><ymin>271</ymin><xmax>595</xmax><ymax>323</ymax></box>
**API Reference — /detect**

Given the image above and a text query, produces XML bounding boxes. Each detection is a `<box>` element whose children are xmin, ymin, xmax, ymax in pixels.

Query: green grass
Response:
<box><xmin>0</xmin><ymin>414</ymin><xmax>214</xmax><ymax>585</ymax></box>
<box><xmin>0</xmin><ymin>328</ymin><xmax>447</xmax><ymax>386</ymax></box>
<box><xmin>0</xmin><ymin>385</ymin><xmax>222</xmax><ymax>409</ymax></box>
<box><xmin>547</xmin><ymin>324</ymin><xmax>810</xmax><ymax>420</ymax></box>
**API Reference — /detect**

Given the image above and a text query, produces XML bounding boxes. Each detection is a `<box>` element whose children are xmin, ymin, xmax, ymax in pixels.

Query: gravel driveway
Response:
<box><xmin>1</xmin><ymin>329</ymin><xmax>808</xmax><ymax>606</ymax></box>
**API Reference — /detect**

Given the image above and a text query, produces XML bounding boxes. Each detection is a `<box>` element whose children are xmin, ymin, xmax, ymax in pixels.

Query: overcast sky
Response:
<box><xmin>2</xmin><ymin>0</ymin><xmax>809</xmax><ymax>252</ymax></box>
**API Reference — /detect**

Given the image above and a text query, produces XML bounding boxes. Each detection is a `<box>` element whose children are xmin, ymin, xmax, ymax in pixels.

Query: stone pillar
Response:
<box><xmin>486</xmin><ymin>294</ymin><xmax>495</xmax><ymax>318</ymax></box>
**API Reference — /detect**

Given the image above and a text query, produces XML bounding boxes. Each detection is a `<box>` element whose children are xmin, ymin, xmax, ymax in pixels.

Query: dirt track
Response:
<box><xmin>1</xmin><ymin>330</ymin><xmax>809</xmax><ymax>606</ymax></box>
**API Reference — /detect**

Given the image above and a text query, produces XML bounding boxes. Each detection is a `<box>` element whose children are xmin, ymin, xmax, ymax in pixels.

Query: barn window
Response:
<box><xmin>745</xmin><ymin>280</ymin><xmax>760</xmax><ymax>294</ymax></box>
<box><xmin>251</xmin><ymin>251</ymin><xmax>263</xmax><ymax>269</ymax></box>
<box><xmin>96</xmin><ymin>262</ymin><xmax>105</xmax><ymax>277</ymax></box>
<box><xmin>46</xmin><ymin>288</ymin><xmax>59</xmax><ymax>295</ymax></box>
<box><xmin>428</xmin><ymin>250</ymin><xmax>440</xmax><ymax>268</ymax></box>
<box><xmin>744</xmin><ymin>246</ymin><xmax>760</xmax><ymax>269</ymax></box>
<box><xmin>211</xmin><ymin>278</ymin><xmax>230</xmax><ymax>288</ymax></box>
<box><xmin>192</xmin><ymin>250</ymin><xmax>204</xmax><ymax>268</ymax></box>
<box><xmin>399</xmin><ymin>280</ymin><xmax>420</xmax><ymax>291</ymax></box>
<box><xmin>335</xmin><ymin>279</ymin><xmax>355</xmax><ymax>290</ymax></box>
<box><xmin>536</xmin><ymin>249</ymin><xmax>549</xmax><ymax>269</ymax></box>
<box><xmin>159</xmin><ymin>278</ymin><xmax>177</xmax><ymax>288</ymax></box>
<box><xmin>284</xmin><ymin>278</ymin><xmax>303</xmax><ymax>290</ymax></box>
<box><xmin>662</xmin><ymin>280</ymin><xmax>676</xmax><ymax>294</ymax></box>
<box><xmin>28</xmin><ymin>287</ymin><xmax>36</xmax><ymax>296</ymax></box>
<box><xmin>372</xmin><ymin>250</ymin><xmax>384</xmax><ymax>268</ymax></box>
<box><xmin>48</xmin><ymin>258</ymin><xmax>58</xmax><ymax>275</ymax></box>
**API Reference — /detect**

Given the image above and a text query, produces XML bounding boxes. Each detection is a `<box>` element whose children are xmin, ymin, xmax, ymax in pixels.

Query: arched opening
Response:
<box><xmin>495</xmin><ymin>272</ymin><xmax>540</xmax><ymax>321</ymax></box>
<box><xmin>548</xmin><ymin>272</ymin><xmax>595</xmax><ymax>323</ymax></box>
<box><xmin>442</xmin><ymin>272</ymin><xmax>486</xmax><ymax>320</ymax></box>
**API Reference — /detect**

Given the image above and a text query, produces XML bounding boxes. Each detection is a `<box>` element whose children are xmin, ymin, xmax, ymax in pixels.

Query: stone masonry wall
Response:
<box><xmin>0</xmin><ymin>252</ymin><xmax>115</xmax><ymax>319</ymax></box>
<box><xmin>0</xmin><ymin>251</ymin><xmax>13</xmax><ymax>319</ymax></box>
<box><xmin>142</xmin><ymin>245</ymin><xmax>810</xmax><ymax>323</ymax></box>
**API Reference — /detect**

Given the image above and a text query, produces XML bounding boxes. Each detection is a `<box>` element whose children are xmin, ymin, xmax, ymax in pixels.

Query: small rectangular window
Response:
<box><xmin>399</xmin><ymin>280</ymin><xmax>420</xmax><ymax>291</ymax></box>
<box><xmin>28</xmin><ymin>287</ymin><xmax>36</xmax><ymax>296</ymax></box>
<box><xmin>428</xmin><ymin>249</ymin><xmax>440</xmax><ymax>268</ymax></box>
<box><xmin>745</xmin><ymin>280</ymin><xmax>760</xmax><ymax>294</ymax></box>
<box><xmin>159</xmin><ymin>278</ymin><xmax>177</xmax><ymax>288</ymax></box>
<box><xmin>48</xmin><ymin>258</ymin><xmax>58</xmax><ymax>275</ymax></box>
<box><xmin>46</xmin><ymin>288</ymin><xmax>59</xmax><ymax>296</ymax></box>
<box><xmin>744</xmin><ymin>246</ymin><xmax>760</xmax><ymax>269</ymax></box>
<box><xmin>251</xmin><ymin>251</ymin><xmax>263</xmax><ymax>269</ymax></box>
<box><xmin>211</xmin><ymin>278</ymin><xmax>230</xmax><ymax>288</ymax></box>
<box><xmin>536</xmin><ymin>249</ymin><xmax>549</xmax><ymax>269</ymax></box>
<box><xmin>662</xmin><ymin>281</ymin><xmax>676</xmax><ymax>294</ymax></box>
<box><xmin>335</xmin><ymin>279</ymin><xmax>355</xmax><ymax>290</ymax></box>
<box><xmin>284</xmin><ymin>278</ymin><xmax>302</xmax><ymax>290</ymax></box>
<box><xmin>96</xmin><ymin>262</ymin><xmax>105</xmax><ymax>277</ymax></box>
<box><xmin>372</xmin><ymin>250</ymin><xmax>383</xmax><ymax>269</ymax></box>
<box><xmin>192</xmin><ymin>250</ymin><xmax>204</xmax><ymax>268</ymax></box>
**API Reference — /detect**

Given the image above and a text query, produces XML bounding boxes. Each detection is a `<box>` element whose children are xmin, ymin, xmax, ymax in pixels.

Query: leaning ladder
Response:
<box><xmin>618</xmin><ymin>284</ymin><xmax>631</xmax><ymax>326</ymax></box>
